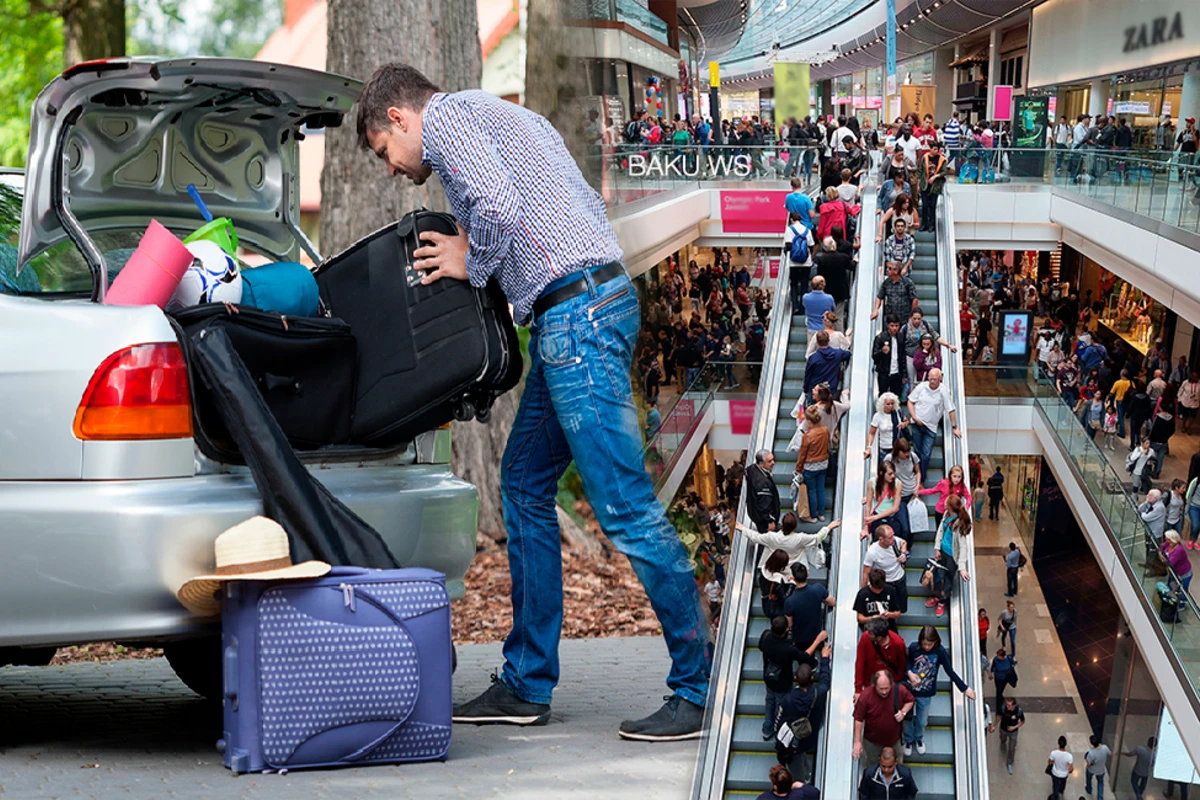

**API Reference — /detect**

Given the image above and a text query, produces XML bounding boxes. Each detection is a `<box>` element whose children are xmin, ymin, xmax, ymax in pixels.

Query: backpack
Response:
<box><xmin>788</xmin><ymin>225</ymin><xmax>809</xmax><ymax>264</ymax></box>
<box><xmin>1018</xmin><ymin>550</ymin><xmax>1027</xmax><ymax>568</ymax></box>
<box><xmin>625</xmin><ymin>120</ymin><xmax>641</xmax><ymax>144</ymax></box>
<box><xmin>764</xmin><ymin>659</ymin><xmax>785</xmax><ymax>685</ymax></box>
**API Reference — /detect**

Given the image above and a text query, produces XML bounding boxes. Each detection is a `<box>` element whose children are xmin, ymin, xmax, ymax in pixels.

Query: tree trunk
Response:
<box><xmin>524</xmin><ymin>0</ymin><xmax>589</xmax><ymax>165</ymax></box>
<box><xmin>61</xmin><ymin>0</ymin><xmax>125</xmax><ymax>68</ymax></box>
<box><xmin>324</xmin><ymin>0</ymin><xmax>523</xmax><ymax>541</ymax></box>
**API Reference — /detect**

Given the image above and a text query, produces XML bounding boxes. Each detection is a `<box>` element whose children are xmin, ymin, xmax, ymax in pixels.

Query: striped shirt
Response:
<box><xmin>942</xmin><ymin>118</ymin><xmax>962</xmax><ymax>149</ymax></box>
<box><xmin>420</xmin><ymin>91</ymin><xmax>623</xmax><ymax>324</ymax></box>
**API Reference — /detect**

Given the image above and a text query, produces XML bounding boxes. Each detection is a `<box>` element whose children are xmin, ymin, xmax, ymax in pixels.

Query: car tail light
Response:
<box><xmin>73</xmin><ymin>343</ymin><xmax>192</xmax><ymax>440</ymax></box>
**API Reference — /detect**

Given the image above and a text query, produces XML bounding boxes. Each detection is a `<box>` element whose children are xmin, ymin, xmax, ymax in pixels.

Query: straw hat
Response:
<box><xmin>177</xmin><ymin>516</ymin><xmax>330</xmax><ymax>616</ymax></box>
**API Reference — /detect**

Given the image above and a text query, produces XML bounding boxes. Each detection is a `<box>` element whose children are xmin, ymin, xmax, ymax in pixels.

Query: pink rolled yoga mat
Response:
<box><xmin>104</xmin><ymin>220</ymin><xmax>195</xmax><ymax>308</ymax></box>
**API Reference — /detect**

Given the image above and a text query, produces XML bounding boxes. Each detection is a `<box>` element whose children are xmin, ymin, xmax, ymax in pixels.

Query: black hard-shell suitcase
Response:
<box><xmin>172</xmin><ymin>304</ymin><xmax>356</xmax><ymax>452</ymax></box>
<box><xmin>315</xmin><ymin>209</ymin><xmax>523</xmax><ymax>447</ymax></box>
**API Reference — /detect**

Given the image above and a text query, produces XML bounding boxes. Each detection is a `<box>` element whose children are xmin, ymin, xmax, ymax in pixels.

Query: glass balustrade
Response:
<box><xmin>964</xmin><ymin>364</ymin><xmax>1200</xmax><ymax>693</ymax></box>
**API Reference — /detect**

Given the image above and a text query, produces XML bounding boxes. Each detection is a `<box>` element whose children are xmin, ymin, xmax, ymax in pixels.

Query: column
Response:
<box><xmin>1088</xmin><ymin>78</ymin><xmax>1110</xmax><ymax>118</ymax></box>
<box><xmin>1179</xmin><ymin>64</ymin><xmax>1200</xmax><ymax>127</ymax></box>
<box><xmin>934</xmin><ymin>46</ymin><xmax>955</xmax><ymax>122</ymax></box>
<box><xmin>985</xmin><ymin>27</ymin><xmax>1001</xmax><ymax>120</ymax></box>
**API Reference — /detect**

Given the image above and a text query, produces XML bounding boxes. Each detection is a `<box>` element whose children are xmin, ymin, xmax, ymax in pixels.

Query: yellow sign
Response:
<box><xmin>709</xmin><ymin>62</ymin><xmax>720</xmax><ymax>88</ymax></box>
<box><xmin>898</xmin><ymin>84</ymin><xmax>937</xmax><ymax>120</ymax></box>
<box><xmin>773</xmin><ymin>63</ymin><xmax>811</xmax><ymax>123</ymax></box>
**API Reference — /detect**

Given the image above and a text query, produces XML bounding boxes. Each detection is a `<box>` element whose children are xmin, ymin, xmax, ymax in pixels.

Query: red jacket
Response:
<box><xmin>855</xmin><ymin>630</ymin><xmax>908</xmax><ymax>692</ymax></box>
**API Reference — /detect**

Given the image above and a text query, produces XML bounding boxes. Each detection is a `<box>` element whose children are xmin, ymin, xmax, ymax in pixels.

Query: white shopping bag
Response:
<box><xmin>908</xmin><ymin>496</ymin><xmax>930</xmax><ymax>533</ymax></box>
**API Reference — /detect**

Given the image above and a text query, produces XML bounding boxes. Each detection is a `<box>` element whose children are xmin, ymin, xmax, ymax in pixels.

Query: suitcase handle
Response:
<box><xmin>224</xmin><ymin>639</ymin><xmax>238</xmax><ymax>707</ymax></box>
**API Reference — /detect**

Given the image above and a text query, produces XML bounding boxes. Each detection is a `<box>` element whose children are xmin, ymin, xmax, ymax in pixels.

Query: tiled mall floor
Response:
<box><xmin>977</xmin><ymin>490</ymin><xmax>1192</xmax><ymax>798</ymax></box>
<box><xmin>974</xmin><ymin>497</ymin><xmax>1098</xmax><ymax>799</ymax></box>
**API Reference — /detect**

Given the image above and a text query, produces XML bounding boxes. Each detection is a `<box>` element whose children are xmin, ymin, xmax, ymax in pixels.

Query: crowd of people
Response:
<box><xmin>636</xmin><ymin>249</ymin><xmax>774</xmax><ymax>412</ymax></box>
<box><xmin>959</xmin><ymin>250</ymin><xmax>1200</xmax><ymax>598</ymax></box>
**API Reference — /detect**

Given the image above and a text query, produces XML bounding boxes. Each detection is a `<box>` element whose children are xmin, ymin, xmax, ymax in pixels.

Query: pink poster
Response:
<box><xmin>720</xmin><ymin>191</ymin><xmax>790</xmax><ymax>234</ymax></box>
<box><xmin>729</xmin><ymin>399</ymin><xmax>756</xmax><ymax>435</ymax></box>
<box><xmin>992</xmin><ymin>85</ymin><xmax>1014</xmax><ymax>121</ymax></box>
<box><xmin>768</xmin><ymin>257</ymin><xmax>780</xmax><ymax>279</ymax></box>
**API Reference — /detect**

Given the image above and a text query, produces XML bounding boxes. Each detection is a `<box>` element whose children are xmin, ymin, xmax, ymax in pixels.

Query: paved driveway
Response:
<box><xmin>0</xmin><ymin>637</ymin><xmax>696</xmax><ymax>799</ymax></box>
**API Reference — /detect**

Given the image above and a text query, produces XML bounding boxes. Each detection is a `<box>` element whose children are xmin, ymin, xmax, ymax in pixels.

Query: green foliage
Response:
<box><xmin>129</xmin><ymin>0</ymin><xmax>282</xmax><ymax>59</ymax></box>
<box><xmin>0</xmin><ymin>1</ymin><xmax>63</xmax><ymax>167</ymax></box>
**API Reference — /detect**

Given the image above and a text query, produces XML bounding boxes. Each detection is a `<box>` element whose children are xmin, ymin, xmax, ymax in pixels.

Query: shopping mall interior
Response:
<box><xmin>576</xmin><ymin>1</ymin><xmax>1200</xmax><ymax>797</ymax></box>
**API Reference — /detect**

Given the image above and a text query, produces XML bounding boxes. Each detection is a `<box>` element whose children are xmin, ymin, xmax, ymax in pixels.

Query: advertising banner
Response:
<box><xmin>719</xmin><ymin>191</ymin><xmax>790</xmax><ymax>233</ymax></box>
<box><xmin>1014</xmin><ymin>95</ymin><xmax>1049</xmax><ymax>148</ymax></box>
<box><xmin>729</xmin><ymin>400</ymin><xmax>756</xmax><ymax>436</ymax></box>
<box><xmin>992</xmin><ymin>85</ymin><xmax>1014</xmax><ymax>121</ymax></box>
<box><xmin>898</xmin><ymin>85</ymin><xmax>936</xmax><ymax>120</ymax></box>
<box><xmin>773</xmin><ymin>63</ymin><xmax>811</xmax><ymax>124</ymax></box>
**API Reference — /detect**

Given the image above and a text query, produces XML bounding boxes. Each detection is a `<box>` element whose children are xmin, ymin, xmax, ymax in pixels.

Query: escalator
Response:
<box><xmin>894</xmin><ymin>227</ymin><xmax>955</xmax><ymax>799</ymax></box>
<box><xmin>847</xmin><ymin>194</ymin><xmax>986</xmax><ymax>798</ymax></box>
<box><xmin>694</xmin><ymin>218</ymin><xmax>856</xmax><ymax>800</ymax></box>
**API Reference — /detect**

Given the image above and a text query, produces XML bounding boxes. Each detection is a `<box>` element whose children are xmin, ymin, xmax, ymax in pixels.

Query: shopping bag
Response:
<box><xmin>907</xmin><ymin>496</ymin><xmax>930</xmax><ymax>533</ymax></box>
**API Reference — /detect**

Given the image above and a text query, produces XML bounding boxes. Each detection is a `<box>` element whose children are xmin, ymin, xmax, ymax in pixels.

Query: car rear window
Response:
<box><xmin>1</xmin><ymin>181</ymin><xmax>141</xmax><ymax>296</ymax></box>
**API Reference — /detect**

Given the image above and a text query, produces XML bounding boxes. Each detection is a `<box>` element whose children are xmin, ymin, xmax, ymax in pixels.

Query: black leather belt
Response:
<box><xmin>532</xmin><ymin>263</ymin><xmax>625</xmax><ymax>320</ymax></box>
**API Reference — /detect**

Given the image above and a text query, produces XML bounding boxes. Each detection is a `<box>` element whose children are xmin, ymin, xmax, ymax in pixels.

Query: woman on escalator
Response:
<box><xmin>860</xmin><ymin>460</ymin><xmax>903</xmax><ymax>542</ymax></box>
<box><xmin>736</xmin><ymin>512</ymin><xmax>839</xmax><ymax>617</ymax></box>
<box><xmin>929</xmin><ymin>493</ymin><xmax>972</xmax><ymax>618</ymax></box>
<box><xmin>795</xmin><ymin>406</ymin><xmax>832</xmax><ymax>523</ymax></box>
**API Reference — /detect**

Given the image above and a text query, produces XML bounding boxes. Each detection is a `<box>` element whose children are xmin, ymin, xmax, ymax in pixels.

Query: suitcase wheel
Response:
<box><xmin>455</xmin><ymin>400</ymin><xmax>475</xmax><ymax>422</ymax></box>
<box><xmin>475</xmin><ymin>406</ymin><xmax>491</xmax><ymax>423</ymax></box>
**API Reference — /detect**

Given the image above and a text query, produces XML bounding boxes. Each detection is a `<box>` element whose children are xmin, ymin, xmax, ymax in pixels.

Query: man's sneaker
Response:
<box><xmin>903</xmin><ymin>741</ymin><xmax>913</xmax><ymax>756</ymax></box>
<box><xmin>936</xmin><ymin>603</ymin><xmax>946</xmax><ymax>617</ymax></box>
<box><xmin>916</xmin><ymin>740</ymin><xmax>926</xmax><ymax>755</ymax></box>
<box><xmin>618</xmin><ymin>695</ymin><xmax>704</xmax><ymax>741</ymax></box>
<box><xmin>1006</xmin><ymin>763</ymin><xmax>1012</xmax><ymax>775</ymax></box>
<box><xmin>925</xmin><ymin>598</ymin><xmax>939</xmax><ymax>608</ymax></box>
<box><xmin>452</xmin><ymin>672</ymin><xmax>550</xmax><ymax>726</ymax></box>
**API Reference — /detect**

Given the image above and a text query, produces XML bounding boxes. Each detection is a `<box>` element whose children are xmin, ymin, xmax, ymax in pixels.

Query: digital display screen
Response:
<box><xmin>1000</xmin><ymin>311</ymin><xmax>1032</xmax><ymax>358</ymax></box>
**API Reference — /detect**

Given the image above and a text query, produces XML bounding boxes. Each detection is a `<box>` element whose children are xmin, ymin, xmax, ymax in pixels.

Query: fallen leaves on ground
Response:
<box><xmin>50</xmin><ymin>643</ymin><xmax>162</xmax><ymax>666</ymax></box>
<box><xmin>452</xmin><ymin>525</ymin><xmax>661</xmax><ymax>645</ymax></box>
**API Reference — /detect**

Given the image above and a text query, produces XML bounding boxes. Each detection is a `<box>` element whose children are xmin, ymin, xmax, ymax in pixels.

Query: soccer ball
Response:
<box><xmin>166</xmin><ymin>239</ymin><xmax>243</xmax><ymax>312</ymax></box>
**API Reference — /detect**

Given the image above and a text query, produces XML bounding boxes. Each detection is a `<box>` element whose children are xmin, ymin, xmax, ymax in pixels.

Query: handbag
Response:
<box><xmin>1045</xmin><ymin>763</ymin><xmax>1054</xmax><ymax>776</ymax></box>
<box><xmin>1007</xmin><ymin>665</ymin><xmax>1019</xmax><ymax>687</ymax></box>
<box><xmin>891</xmin><ymin>409</ymin><xmax>912</xmax><ymax>442</ymax></box>
<box><xmin>908</xmin><ymin>496</ymin><xmax>930</xmax><ymax>533</ymax></box>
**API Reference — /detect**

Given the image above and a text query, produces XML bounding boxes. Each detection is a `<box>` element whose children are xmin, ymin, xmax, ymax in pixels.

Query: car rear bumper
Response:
<box><xmin>0</xmin><ymin>464</ymin><xmax>478</xmax><ymax>647</ymax></box>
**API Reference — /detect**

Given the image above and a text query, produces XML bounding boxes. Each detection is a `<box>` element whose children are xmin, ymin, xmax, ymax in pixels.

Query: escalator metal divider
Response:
<box><xmin>937</xmin><ymin>192</ymin><xmax>990</xmax><ymax>799</ymax></box>
<box><xmin>691</xmin><ymin>244</ymin><xmax>794</xmax><ymax>800</ymax></box>
<box><xmin>816</xmin><ymin>189</ymin><xmax>881</xmax><ymax>798</ymax></box>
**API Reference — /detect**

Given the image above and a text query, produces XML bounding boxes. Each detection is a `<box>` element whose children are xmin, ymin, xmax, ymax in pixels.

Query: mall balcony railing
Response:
<box><xmin>588</xmin><ymin>144</ymin><xmax>827</xmax><ymax>208</ymax></box>
<box><xmin>947</xmin><ymin>145</ymin><xmax>1200</xmax><ymax>237</ymax></box>
<box><xmin>643</xmin><ymin>360</ymin><xmax>763</xmax><ymax>494</ymax></box>
<box><xmin>963</xmin><ymin>363</ymin><xmax>1200</xmax><ymax>698</ymax></box>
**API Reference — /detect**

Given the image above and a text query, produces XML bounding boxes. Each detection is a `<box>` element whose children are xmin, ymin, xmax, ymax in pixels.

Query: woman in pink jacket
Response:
<box><xmin>918</xmin><ymin>464</ymin><xmax>971</xmax><ymax>527</ymax></box>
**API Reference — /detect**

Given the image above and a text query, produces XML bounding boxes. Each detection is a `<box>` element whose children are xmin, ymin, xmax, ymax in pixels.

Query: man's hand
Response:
<box><xmin>871</xmin><ymin>310</ymin><xmax>879</xmax><ymax>321</ymax></box>
<box><xmin>815</xmin><ymin>630</ymin><xmax>829</xmax><ymax>644</ymax></box>
<box><xmin>821</xmin><ymin>643</ymin><xmax>832</xmax><ymax>658</ymax></box>
<box><xmin>412</xmin><ymin>223</ymin><xmax>469</xmax><ymax>284</ymax></box>
<box><xmin>965</xmin><ymin>687</ymin><xmax>977</xmax><ymax>700</ymax></box>
<box><xmin>953</xmin><ymin>425</ymin><xmax>963</xmax><ymax>439</ymax></box>
<box><xmin>852</xmin><ymin>740</ymin><xmax>863</xmax><ymax>760</ymax></box>
<box><xmin>828</xmin><ymin>519</ymin><xmax>841</xmax><ymax>530</ymax></box>
<box><xmin>909</xmin><ymin>416</ymin><xmax>923</xmax><ymax>429</ymax></box>
<box><xmin>894</xmin><ymin>708</ymin><xmax>906</xmax><ymax>723</ymax></box>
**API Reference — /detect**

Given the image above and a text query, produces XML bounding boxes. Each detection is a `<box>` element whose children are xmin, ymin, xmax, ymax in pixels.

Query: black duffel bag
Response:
<box><xmin>173</xmin><ymin>303</ymin><xmax>356</xmax><ymax>453</ymax></box>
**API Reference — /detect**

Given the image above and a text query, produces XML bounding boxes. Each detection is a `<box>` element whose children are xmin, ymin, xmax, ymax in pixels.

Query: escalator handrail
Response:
<box><xmin>819</xmin><ymin>188</ymin><xmax>881</xmax><ymax>798</ymax></box>
<box><xmin>936</xmin><ymin>192</ymin><xmax>990</xmax><ymax>799</ymax></box>
<box><xmin>691</xmin><ymin>238</ymin><xmax>795</xmax><ymax>800</ymax></box>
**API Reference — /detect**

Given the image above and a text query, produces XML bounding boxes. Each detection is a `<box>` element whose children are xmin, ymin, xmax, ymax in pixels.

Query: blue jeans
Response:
<box><xmin>999</xmin><ymin>625</ymin><xmax>1016</xmax><ymax>657</ymax></box>
<box><xmin>1131</xmin><ymin>772</ymin><xmax>1148</xmax><ymax>800</ymax></box>
<box><xmin>1116</xmin><ymin>402</ymin><xmax>1126</xmax><ymax>438</ymax></box>
<box><xmin>1190</xmin><ymin>506</ymin><xmax>1200</xmax><ymax>543</ymax></box>
<box><xmin>1151</xmin><ymin>442</ymin><xmax>1168</xmax><ymax>477</ymax></box>
<box><xmin>500</xmin><ymin>272</ymin><xmax>710</xmax><ymax>706</ymax></box>
<box><xmin>763</xmin><ymin>688</ymin><xmax>787</xmax><ymax>738</ymax></box>
<box><xmin>910</xmin><ymin>425</ymin><xmax>937</xmax><ymax>487</ymax></box>
<box><xmin>1087</xmin><ymin>771</ymin><xmax>1105</xmax><ymax>799</ymax></box>
<box><xmin>804</xmin><ymin>467</ymin><xmax>827</xmax><ymax>519</ymax></box>
<box><xmin>904</xmin><ymin>694</ymin><xmax>932</xmax><ymax>744</ymax></box>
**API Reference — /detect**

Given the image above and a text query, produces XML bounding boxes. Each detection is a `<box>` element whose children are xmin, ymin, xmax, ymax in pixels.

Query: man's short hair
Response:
<box><xmin>868</xmin><ymin>567</ymin><xmax>886</xmax><ymax>589</ymax></box>
<box><xmin>755</xmin><ymin>448</ymin><xmax>773</xmax><ymax>465</ymax></box>
<box><xmin>791</xmin><ymin>177</ymin><xmax>804</xmax><ymax>190</ymax></box>
<box><xmin>356</xmin><ymin>63</ymin><xmax>441</xmax><ymax>150</ymax></box>
<box><xmin>771</xmin><ymin>615</ymin><xmax>789</xmax><ymax>636</ymax></box>
<box><xmin>810</xmin><ymin>275</ymin><xmax>826</xmax><ymax>290</ymax></box>
<box><xmin>790</xmin><ymin>562</ymin><xmax>809</xmax><ymax>583</ymax></box>
<box><xmin>795</xmin><ymin>662</ymin><xmax>814</xmax><ymax>687</ymax></box>
<box><xmin>840</xmin><ymin>168</ymin><xmax>852</xmax><ymax>181</ymax></box>
<box><xmin>866</xmin><ymin>617</ymin><xmax>889</xmax><ymax>639</ymax></box>
<box><xmin>816</xmin><ymin>330</ymin><xmax>830</xmax><ymax>346</ymax></box>
<box><xmin>885</xmin><ymin>313</ymin><xmax>900</xmax><ymax>326</ymax></box>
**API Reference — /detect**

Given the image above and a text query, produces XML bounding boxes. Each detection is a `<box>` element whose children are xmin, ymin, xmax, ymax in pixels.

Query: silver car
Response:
<box><xmin>0</xmin><ymin>58</ymin><xmax>478</xmax><ymax>696</ymax></box>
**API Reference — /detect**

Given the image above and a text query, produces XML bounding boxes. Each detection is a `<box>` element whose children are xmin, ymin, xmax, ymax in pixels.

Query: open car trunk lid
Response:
<box><xmin>17</xmin><ymin>57</ymin><xmax>360</xmax><ymax>299</ymax></box>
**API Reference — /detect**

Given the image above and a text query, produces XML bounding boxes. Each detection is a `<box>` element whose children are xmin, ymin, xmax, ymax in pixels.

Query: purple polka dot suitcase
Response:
<box><xmin>216</xmin><ymin>567</ymin><xmax>452</xmax><ymax>774</ymax></box>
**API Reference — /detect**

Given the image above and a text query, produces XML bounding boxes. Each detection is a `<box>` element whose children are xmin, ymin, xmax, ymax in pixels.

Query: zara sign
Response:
<box><xmin>1123</xmin><ymin>11</ymin><xmax>1184</xmax><ymax>53</ymax></box>
<box><xmin>1029</xmin><ymin>0</ymin><xmax>1199</xmax><ymax>87</ymax></box>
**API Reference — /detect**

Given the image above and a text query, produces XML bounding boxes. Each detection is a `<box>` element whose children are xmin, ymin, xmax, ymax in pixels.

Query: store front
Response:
<box><xmin>1071</xmin><ymin>255</ymin><xmax>1176</xmax><ymax>357</ymax></box>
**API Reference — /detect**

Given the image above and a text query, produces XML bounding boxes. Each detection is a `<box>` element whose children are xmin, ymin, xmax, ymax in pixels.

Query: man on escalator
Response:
<box><xmin>747</xmin><ymin>448</ymin><xmax>782</xmax><ymax>533</ymax></box>
<box><xmin>773</xmin><ymin>640</ymin><xmax>833</xmax><ymax>782</ymax></box>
